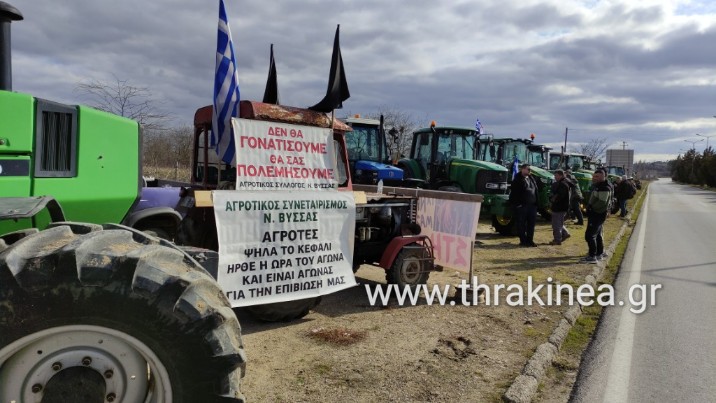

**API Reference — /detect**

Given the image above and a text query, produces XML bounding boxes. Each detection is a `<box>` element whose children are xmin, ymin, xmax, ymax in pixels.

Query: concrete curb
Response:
<box><xmin>503</xmin><ymin>188</ymin><xmax>648</xmax><ymax>403</ymax></box>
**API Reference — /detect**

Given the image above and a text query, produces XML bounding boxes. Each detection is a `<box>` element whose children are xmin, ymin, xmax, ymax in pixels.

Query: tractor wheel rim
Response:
<box><xmin>0</xmin><ymin>325</ymin><xmax>171</xmax><ymax>403</ymax></box>
<box><xmin>401</xmin><ymin>256</ymin><xmax>421</xmax><ymax>283</ymax></box>
<box><xmin>496</xmin><ymin>215</ymin><xmax>511</xmax><ymax>226</ymax></box>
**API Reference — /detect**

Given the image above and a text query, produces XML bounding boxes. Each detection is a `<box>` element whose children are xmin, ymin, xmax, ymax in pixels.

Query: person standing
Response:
<box><xmin>614</xmin><ymin>175</ymin><xmax>633</xmax><ymax>217</ymax></box>
<box><xmin>580</xmin><ymin>169</ymin><xmax>612</xmax><ymax>263</ymax></box>
<box><xmin>549</xmin><ymin>170</ymin><xmax>571</xmax><ymax>245</ymax></box>
<box><xmin>565</xmin><ymin>170</ymin><xmax>584</xmax><ymax>225</ymax></box>
<box><xmin>509</xmin><ymin>163</ymin><xmax>542</xmax><ymax>247</ymax></box>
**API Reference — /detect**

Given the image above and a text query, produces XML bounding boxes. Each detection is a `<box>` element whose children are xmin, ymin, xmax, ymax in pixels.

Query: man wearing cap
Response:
<box><xmin>509</xmin><ymin>163</ymin><xmax>543</xmax><ymax>247</ymax></box>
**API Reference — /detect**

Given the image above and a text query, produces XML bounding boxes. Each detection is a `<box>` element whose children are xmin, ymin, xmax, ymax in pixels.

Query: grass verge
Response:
<box><xmin>535</xmin><ymin>181</ymin><xmax>651</xmax><ymax>401</ymax></box>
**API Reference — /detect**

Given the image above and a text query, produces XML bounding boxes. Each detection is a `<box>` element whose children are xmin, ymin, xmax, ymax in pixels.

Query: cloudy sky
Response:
<box><xmin>8</xmin><ymin>0</ymin><xmax>716</xmax><ymax>161</ymax></box>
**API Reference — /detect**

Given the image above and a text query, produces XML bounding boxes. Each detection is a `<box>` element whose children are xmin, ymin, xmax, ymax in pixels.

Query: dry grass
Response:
<box><xmin>305</xmin><ymin>326</ymin><xmax>368</xmax><ymax>346</ymax></box>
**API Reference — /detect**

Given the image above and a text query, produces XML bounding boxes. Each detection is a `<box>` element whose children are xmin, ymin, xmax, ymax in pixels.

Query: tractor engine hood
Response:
<box><xmin>450</xmin><ymin>158</ymin><xmax>508</xmax><ymax>172</ymax></box>
<box><xmin>354</xmin><ymin>160</ymin><xmax>404</xmax><ymax>180</ymax></box>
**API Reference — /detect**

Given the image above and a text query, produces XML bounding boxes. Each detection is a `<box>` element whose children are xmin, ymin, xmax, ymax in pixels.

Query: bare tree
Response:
<box><xmin>142</xmin><ymin>125</ymin><xmax>193</xmax><ymax>180</ymax></box>
<box><xmin>570</xmin><ymin>137</ymin><xmax>609</xmax><ymax>162</ymax></box>
<box><xmin>75</xmin><ymin>76</ymin><xmax>169</xmax><ymax>131</ymax></box>
<box><xmin>366</xmin><ymin>107</ymin><xmax>419</xmax><ymax>160</ymax></box>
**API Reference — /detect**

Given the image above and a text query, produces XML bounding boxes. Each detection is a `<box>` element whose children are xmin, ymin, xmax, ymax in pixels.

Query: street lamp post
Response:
<box><xmin>684</xmin><ymin>138</ymin><xmax>704</xmax><ymax>151</ymax></box>
<box><xmin>684</xmin><ymin>139</ymin><xmax>704</xmax><ymax>177</ymax></box>
<box><xmin>696</xmin><ymin>133</ymin><xmax>715</xmax><ymax>150</ymax></box>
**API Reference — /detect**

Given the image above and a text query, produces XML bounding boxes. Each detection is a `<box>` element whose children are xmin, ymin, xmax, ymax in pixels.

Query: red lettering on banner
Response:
<box><xmin>237</xmin><ymin>164</ymin><xmax>334</xmax><ymax>180</ymax></box>
<box><xmin>239</xmin><ymin>136</ymin><xmax>327</xmax><ymax>154</ymax></box>
<box><xmin>268</xmin><ymin>127</ymin><xmax>288</xmax><ymax>137</ymax></box>
<box><xmin>286</xmin><ymin>156</ymin><xmax>305</xmax><ymax>165</ymax></box>
<box><xmin>267</xmin><ymin>127</ymin><xmax>304</xmax><ymax>138</ymax></box>
<box><xmin>432</xmin><ymin>232</ymin><xmax>469</xmax><ymax>268</ymax></box>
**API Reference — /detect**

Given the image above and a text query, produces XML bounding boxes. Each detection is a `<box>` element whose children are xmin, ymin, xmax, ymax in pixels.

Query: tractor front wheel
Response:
<box><xmin>0</xmin><ymin>224</ymin><xmax>246</xmax><ymax>402</ymax></box>
<box><xmin>492</xmin><ymin>214</ymin><xmax>516</xmax><ymax>236</ymax></box>
<box><xmin>386</xmin><ymin>244</ymin><xmax>430</xmax><ymax>287</ymax></box>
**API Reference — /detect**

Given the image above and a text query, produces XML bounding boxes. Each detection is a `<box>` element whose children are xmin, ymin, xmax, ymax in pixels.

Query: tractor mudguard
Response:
<box><xmin>124</xmin><ymin>206</ymin><xmax>182</xmax><ymax>229</ymax></box>
<box><xmin>378</xmin><ymin>235</ymin><xmax>432</xmax><ymax>270</ymax></box>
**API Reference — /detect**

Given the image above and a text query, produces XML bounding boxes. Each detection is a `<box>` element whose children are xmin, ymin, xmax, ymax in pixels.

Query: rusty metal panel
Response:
<box><xmin>194</xmin><ymin>101</ymin><xmax>352</xmax><ymax>132</ymax></box>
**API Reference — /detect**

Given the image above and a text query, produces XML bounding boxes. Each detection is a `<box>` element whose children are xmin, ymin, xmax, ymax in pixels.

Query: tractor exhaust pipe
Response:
<box><xmin>0</xmin><ymin>2</ymin><xmax>23</xmax><ymax>91</ymax></box>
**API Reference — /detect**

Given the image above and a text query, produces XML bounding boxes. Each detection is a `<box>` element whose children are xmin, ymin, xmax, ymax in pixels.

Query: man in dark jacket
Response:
<box><xmin>614</xmin><ymin>175</ymin><xmax>633</xmax><ymax>217</ymax></box>
<box><xmin>509</xmin><ymin>163</ymin><xmax>542</xmax><ymax>247</ymax></box>
<box><xmin>565</xmin><ymin>170</ymin><xmax>584</xmax><ymax>225</ymax></box>
<box><xmin>549</xmin><ymin>170</ymin><xmax>571</xmax><ymax>245</ymax></box>
<box><xmin>580</xmin><ymin>169</ymin><xmax>613</xmax><ymax>263</ymax></box>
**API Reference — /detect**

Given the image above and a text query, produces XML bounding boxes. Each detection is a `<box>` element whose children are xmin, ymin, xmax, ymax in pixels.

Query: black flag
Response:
<box><xmin>309</xmin><ymin>25</ymin><xmax>350</xmax><ymax>112</ymax></box>
<box><xmin>262</xmin><ymin>44</ymin><xmax>280</xmax><ymax>105</ymax></box>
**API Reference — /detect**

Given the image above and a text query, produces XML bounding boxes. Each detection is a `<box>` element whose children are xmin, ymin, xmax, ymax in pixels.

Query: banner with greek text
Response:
<box><xmin>416</xmin><ymin>197</ymin><xmax>481</xmax><ymax>272</ymax></box>
<box><xmin>232</xmin><ymin>118</ymin><xmax>339</xmax><ymax>190</ymax></box>
<box><xmin>214</xmin><ymin>190</ymin><xmax>356</xmax><ymax>307</ymax></box>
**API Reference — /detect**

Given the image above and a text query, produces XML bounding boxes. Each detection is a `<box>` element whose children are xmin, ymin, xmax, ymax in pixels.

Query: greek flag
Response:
<box><xmin>212</xmin><ymin>0</ymin><xmax>240</xmax><ymax>164</ymax></box>
<box><xmin>511</xmin><ymin>156</ymin><xmax>520</xmax><ymax>180</ymax></box>
<box><xmin>475</xmin><ymin>117</ymin><xmax>482</xmax><ymax>134</ymax></box>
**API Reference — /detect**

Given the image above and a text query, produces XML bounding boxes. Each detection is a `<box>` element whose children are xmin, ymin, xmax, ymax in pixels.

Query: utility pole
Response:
<box><xmin>621</xmin><ymin>141</ymin><xmax>628</xmax><ymax>150</ymax></box>
<box><xmin>562</xmin><ymin>127</ymin><xmax>568</xmax><ymax>169</ymax></box>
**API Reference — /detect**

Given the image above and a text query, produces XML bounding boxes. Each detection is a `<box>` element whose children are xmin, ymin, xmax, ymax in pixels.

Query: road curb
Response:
<box><xmin>503</xmin><ymin>188</ymin><xmax>647</xmax><ymax>403</ymax></box>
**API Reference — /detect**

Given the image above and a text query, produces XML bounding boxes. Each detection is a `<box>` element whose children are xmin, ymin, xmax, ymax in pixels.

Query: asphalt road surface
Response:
<box><xmin>570</xmin><ymin>179</ymin><xmax>716</xmax><ymax>402</ymax></box>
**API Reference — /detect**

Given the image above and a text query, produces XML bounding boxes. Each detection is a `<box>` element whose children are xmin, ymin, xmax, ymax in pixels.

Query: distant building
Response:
<box><xmin>606</xmin><ymin>149</ymin><xmax>634</xmax><ymax>176</ymax></box>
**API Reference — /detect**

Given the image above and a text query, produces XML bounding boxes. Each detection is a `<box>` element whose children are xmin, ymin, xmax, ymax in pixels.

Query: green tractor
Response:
<box><xmin>0</xmin><ymin>4</ymin><xmax>248</xmax><ymax>400</ymax></box>
<box><xmin>605</xmin><ymin>165</ymin><xmax>625</xmax><ymax>183</ymax></box>
<box><xmin>395</xmin><ymin>124</ymin><xmax>512</xmax><ymax>235</ymax></box>
<box><xmin>549</xmin><ymin>151</ymin><xmax>593</xmax><ymax>200</ymax></box>
<box><xmin>477</xmin><ymin>137</ymin><xmax>554</xmax><ymax>220</ymax></box>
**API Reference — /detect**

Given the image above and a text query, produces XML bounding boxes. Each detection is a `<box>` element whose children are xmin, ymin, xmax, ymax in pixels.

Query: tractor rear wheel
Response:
<box><xmin>0</xmin><ymin>224</ymin><xmax>245</xmax><ymax>402</ymax></box>
<box><xmin>243</xmin><ymin>297</ymin><xmax>322</xmax><ymax>322</ymax></box>
<box><xmin>386</xmin><ymin>244</ymin><xmax>430</xmax><ymax>287</ymax></box>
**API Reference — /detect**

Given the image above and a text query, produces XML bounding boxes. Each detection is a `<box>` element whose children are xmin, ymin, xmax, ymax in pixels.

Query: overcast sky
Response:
<box><xmin>8</xmin><ymin>0</ymin><xmax>716</xmax><ymax>161</ymax></box>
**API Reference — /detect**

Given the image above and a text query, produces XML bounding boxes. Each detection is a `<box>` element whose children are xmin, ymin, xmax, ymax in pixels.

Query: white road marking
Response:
<box><xmin>602</xmin><ymin>190</ymin><xmax>650</xmax><ymax>403</ymax></box>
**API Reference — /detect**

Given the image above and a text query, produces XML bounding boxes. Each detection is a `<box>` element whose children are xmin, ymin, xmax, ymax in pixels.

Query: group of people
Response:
<box><xmin>509</xmin><ymin>163</ymin><xmax>637</xmax><ymax>264</ymax></box>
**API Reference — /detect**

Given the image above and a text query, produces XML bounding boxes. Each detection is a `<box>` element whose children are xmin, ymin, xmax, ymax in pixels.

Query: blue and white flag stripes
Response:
<box><xmin>511</xmin><ymin>156</ymin><xmax>520</xmax><ymax>180</ymax></box>
<box><xmin>475</xmin><ymin>117</ymin><xmax>483</xmax><ymax>134</ymax></box>
<box><xmin>212</xmin><ymin>0</ymin><xmax>240</xmax><ymax>165</ymax></box>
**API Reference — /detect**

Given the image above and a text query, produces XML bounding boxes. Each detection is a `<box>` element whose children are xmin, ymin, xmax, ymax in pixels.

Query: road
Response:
<box><xmin>570</xmin><ymin>179</ymin><xmax>716</xmax><ymax>402</ymax></box>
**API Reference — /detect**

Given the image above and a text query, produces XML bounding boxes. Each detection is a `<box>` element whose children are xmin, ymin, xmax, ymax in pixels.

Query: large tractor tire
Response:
<box><xmin>492</xmin><ymin>214</ymin><xmax>517</xmax><ymax>236</ymax></box>
<box><xmin>386</xmin><ymin>244</ymin><xmax>430</xmax><ymax>287</ymax></box>
<box><xmin>0</xmin><ymin>223</ymin><xmax>246</xmax><ymax>403</ymax></box>
<box><xmin>243</xmin><ymin>297</ymin><xmax>322</xmax><ymax>322</ymax></box>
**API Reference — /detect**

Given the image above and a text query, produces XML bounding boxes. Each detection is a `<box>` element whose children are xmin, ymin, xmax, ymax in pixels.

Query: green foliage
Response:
<box><xmin>670</xmin><ymin>147</ymin><xmax>716</xmax><ymax>187</ymax></box>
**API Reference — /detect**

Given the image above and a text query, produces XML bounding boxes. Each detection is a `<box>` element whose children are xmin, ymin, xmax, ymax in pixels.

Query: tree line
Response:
<box><xmin>670</xmin><ymin>148</ymin><xmax>716</xmax><ymax>187</ymax></box>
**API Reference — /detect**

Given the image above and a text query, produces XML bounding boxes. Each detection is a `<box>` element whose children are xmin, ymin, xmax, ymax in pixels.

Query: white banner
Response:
<box><xmin>416</xmin><ymin>197</ymin><xmax>481</xmax><ymax>272</ymax></box>
<box><xmin>232</xmin><ymin>118</ymin><xmax>338</xmax><ymax>190</ymax></box>
<box><xmin>214</xmin><ymin>190</ymin><xmax>356</xmax><ymax>307</ymax></box>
